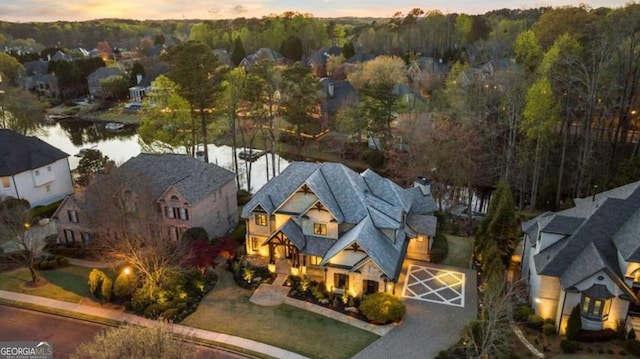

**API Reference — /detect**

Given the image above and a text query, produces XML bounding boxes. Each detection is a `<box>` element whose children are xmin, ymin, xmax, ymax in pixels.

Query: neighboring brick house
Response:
<box><xmin>0</xmin><ymin>129</ymin><xmax>73</xmax><ymax>207</ymax></box>
<box><xmin>54</xmin><ymin>153</ymin><xmax>238</xmax><ymax>245</ymax></box>
<box><xmin>520</xmin><ymin>181</ymin><xmax>640</xmax><ymax>334</ymax></box>
<box><xmin>242</xmin><ymin>161</ymin><xmax>437</xmax><ymax>296</ymax></box>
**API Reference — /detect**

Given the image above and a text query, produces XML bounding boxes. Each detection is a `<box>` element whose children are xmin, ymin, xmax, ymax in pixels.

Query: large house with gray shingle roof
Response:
<box><xmin>242</xmin><ymin>162</ymin><xmax>437</xmax><ymax>296</ymax></box>
<box><xmin>54</xmin><ymin>153</ymin><xmax>237</xmax><ymax>245</ymax></box>
<box><xmin>520</xmin><ymin>181</ymin><xmax>640</xmax><ymax>334</ymax></box>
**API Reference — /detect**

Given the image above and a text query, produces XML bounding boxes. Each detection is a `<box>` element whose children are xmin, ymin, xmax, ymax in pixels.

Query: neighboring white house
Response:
<box><xmin>520</xmin><ymin>180</ymin><xmax>640</xmax><ymax>334</ymax></box>
<box><xmin>0</xmin><ymin>129</ymin><xmax>74</xmax><ymax>207</ymax></box>
<box><xmin>242</xmin><ymin>161</ymin><xmax>438</xmax><ymax>297</ymax></box>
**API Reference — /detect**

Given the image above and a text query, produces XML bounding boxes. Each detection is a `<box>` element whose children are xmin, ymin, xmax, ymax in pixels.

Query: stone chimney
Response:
<box><xmin>414</xmin><ymin>176</ymin><xmax>431</xmax><ymax>196</ymax></box>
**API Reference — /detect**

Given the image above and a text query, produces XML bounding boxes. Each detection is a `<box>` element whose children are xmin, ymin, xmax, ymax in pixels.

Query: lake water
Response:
<box><xmin>36</xmin><ymin>120</ymin><xmax>289</xmax><ymax>193</ymax></box>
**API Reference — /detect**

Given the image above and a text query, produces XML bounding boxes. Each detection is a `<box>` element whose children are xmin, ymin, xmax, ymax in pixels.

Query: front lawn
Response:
<box><xmin>0</xmin><ymin>265</ymin><xmax>92</xmax><ymax>303</ymax></box>
<box><xmin>441</xmin><ymin>234</ymin><xmax>473</xmax><ymax>268</ymax></box>
<box><xmin>182</xmin><ymin>268</ymin><xmax>379</xmax><ymax>359</ymax></box>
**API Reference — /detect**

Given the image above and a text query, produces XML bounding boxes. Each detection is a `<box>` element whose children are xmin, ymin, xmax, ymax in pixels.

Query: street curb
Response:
<box><xmin>0</xmin><ymin>298</ymin><xmax>270</xmax><ymax>359</ymax></box>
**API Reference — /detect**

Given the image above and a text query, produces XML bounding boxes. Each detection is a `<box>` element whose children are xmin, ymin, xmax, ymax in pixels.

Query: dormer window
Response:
<box><xmin>314</xmin><ymin>223</ymin><xmax>327</xmax><ymax>236</ymax></box>
<box><xmin>255</xmin><ymin>214</ymin><xmax>268</xmax><ymax>226</ymax></box>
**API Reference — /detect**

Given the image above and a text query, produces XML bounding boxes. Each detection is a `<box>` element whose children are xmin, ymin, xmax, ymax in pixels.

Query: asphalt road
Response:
<box><xmin>0</xmin><ymin>305</ymin><xmax>248</xmax><ymax>359</ymax></box>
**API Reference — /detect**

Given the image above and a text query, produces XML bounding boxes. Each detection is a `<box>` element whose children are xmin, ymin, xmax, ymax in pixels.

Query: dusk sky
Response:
<box><xmin>0</xmin><ymin>0</ymin><xmax>630</xmax><ymax>22</ymax></box>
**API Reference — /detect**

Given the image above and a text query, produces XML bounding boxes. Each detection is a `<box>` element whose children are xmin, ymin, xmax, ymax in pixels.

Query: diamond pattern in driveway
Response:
<box><xmin>401</xmin><ymin>264</ymin><xmax>465</xmax><ymax>307</ymax></box>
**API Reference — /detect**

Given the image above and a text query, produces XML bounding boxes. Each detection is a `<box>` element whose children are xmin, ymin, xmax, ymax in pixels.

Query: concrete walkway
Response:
<box><xmin>0</xmin><ymin>290</ymin><xmax>307</xmax><ymax>359</ymax></box>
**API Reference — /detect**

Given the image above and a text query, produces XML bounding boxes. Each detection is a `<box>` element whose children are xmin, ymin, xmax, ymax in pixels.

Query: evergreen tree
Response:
<box><xmin>129</xmin><ymin>61</ymin><xmax>145</xmax><ymax>87</ymax></box>
<box><xmin>231</xmin><ymin>37</ymin><xmax>246</xmax><ymax>66</ymax></box>
<box><xmin>342</xmin><ymin>42</ymin><xmax>355</xmax><ymax>60</ymax></box>
<box><xmin>475</xmin><ymin>180</ymin><xmax>520</xmax><ymax>266</ymax></box>
<box><xmin>566</xmin><ymin>305</ymin><xmax>582</xmax><ymax>341</ymax></box>
<box><xmin>279</xmin><ymin>35</ymin><xmax>303</xmax><ymax>62</ymax></box>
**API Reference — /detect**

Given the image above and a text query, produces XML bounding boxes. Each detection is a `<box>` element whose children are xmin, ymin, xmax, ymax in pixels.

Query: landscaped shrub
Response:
<box><xmin>113</xmin><ymin>271</ymin><xmax>131</xmax><ymax>298</ymax></box>
<box><xmin>160</xmin><ymin>300</ymin><xmax>177</xmax><ymax>311</ymax></box>
<box><xmin>131</xmin><ymin>285</ymin><xmax>156</xmax><ymax>314</ymax></box>
<box><xmin>514</xmin><ymin>305</ymin><xmax>535</xmax><ymax>322</ymax></box>
<box><xmin>48</xmin><ymin>260</ymin><xmax>59</xmax><ymax>269</ymax></box>
<box><xmin>359</xmin><ymin>292</ymin><xmax>406</xmax><ymax>324</ymax></box>
<box><xmin>100</xmin><ymin>276</ymin><xmax>113</xmax><ymax>302</ymax></box>
<box><xmin>542</xmin><ymin>323</ymin><xmax>556</xmax><ymax>336</ymax></box>
<box><xmin>526</xmin><ymin>314</ymin><xmax>544</xmax><ymax>331</ymax></box>
<box><xmin>176</xmin><ymin>302</ymin><xmax>188</xmax><ymax>312</ymax></box>
<box><xmin>577</xmin><ymin>328</ymin><xmax>617</xmax><ymax>342</ymax></box>
<box><xmin>144</xmin><ymin>303</ymin><xmax>162</xmax><ymax>319</ymax></box>
<box><xmin>430</xmin><ymin>248</ymin><xmax>446</xmax><ymax>264</ymax></box>
<box><xmin>623</xmin><ymin>339</ymin><xmax>640</xmax><ymax>356</ymax></box>
<box><xmin>58</xmin><ymin>257</ymin><xmax>69</xmax><ymax>267</ymax></box>
<box><xmin>311</xmin><ymin>281</ymin><xmax>327</xmax><ymax>301</ymax></box>
<box><xmin>88</xmin><ymin>268</ymin><xmax>105</xmax><ymax>295</ymax></box>
<box><xmin>162</xmin><ymin>308</ymin><xmax>179</xmax><ymax>321</ymax></box>
<box><xmin>566</xmin><ymin>305</ymin><xmax>581</xmax><ymax>341</ymax></box>
<box><xmin>560</xmin><ymin>340</ymin><xmax>579</xmax><ymax>353</ymax></box>
<box><xmin>617</xmin><ymin>319</ymin><xmax>628</xmax><ymax>340</ymax></box>
<box><xmin>181</xmin><ymin>227</ymin><xmax>209</xmax><ymax>242</ymax></box>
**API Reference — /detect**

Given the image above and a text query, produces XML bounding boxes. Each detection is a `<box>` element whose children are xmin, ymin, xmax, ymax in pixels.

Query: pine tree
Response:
<box><xmin>566</xmin><ymin>305</ymin><xmax>582</xmax><ymax>340</ymax></box>
<box><xmin>342</xmin><ymin>42</ymin><xmax>355</xmax><ymax>60</ymax></box>
<box><xmin>231</xmin><ymin>37</ymin><xmax>246</xmax><ymax>66</ymax></box>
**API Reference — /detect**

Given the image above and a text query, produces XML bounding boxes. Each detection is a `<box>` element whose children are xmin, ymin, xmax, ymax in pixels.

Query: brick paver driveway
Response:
<box><xmin>402</xmin><ymin>264</ymin><xmax>465</xmax><ymax>307</ymax></box>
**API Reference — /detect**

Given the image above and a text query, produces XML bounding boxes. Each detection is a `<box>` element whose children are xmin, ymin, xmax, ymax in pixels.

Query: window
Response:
<box><xmin>363</xmin><ymin>280</ymin><xmax>379</xmax><ymax>294</ymax></box>
<box><xmin>64</xmin><ymin>229</ymin><xmax>75</xmax><ymax>243</ymax></box>
<box><xmin>34</xmin><ymin>170</ymin><xmax>40</xmax><ymax>176</ymax></box>
<box><xmin>165</xmin><ymin>206</ymin><xmax>175</xmax><ymax>219</ymax></box>
<box><xmin>309</xmin><ymin>256</ymin><xmax>322</xmax><ymax>266</ymax></box>
<box><xmin>178</xmin><ymin>207</ymin><xmax>189</xmax><ymax>220</ymax></box>
<box><xmin>45</xmin><ymin>184</ymin><xmax>51</xmax><ymax>193</ymax></box>
<box><xmin>67</xmin><ymin>210</ymin><xmax>78</xmax><ymax>223</ymax></box>
<box><xmin>250</xmin><ymin>237</ymin><xmax>260</xmax><ymax>252</ymax></box>
<box><xmin>334</xmin><ymin>273</ymin><xmax>349</xmax><ymax>289</ymax></box>
<box><xmin>47</xmin><ymin>166</ymin><xmax>52</xmax><ymax>172</ymax></box>
<box><xmin>81</xmin><ymin>232</ymin><xmax>90</xmax><ymax>244</ymax></box>
<box><xmin>255</xmin><ymin>214</ymin><xmax>267</xmax><ymax>226</ymax></box>
<box><xmin>216</xmin><ymin>211</ymin><xmax>220</xmax><ymax>223</ymax></box>
<box><xmin>314</xmin><ymin>223</ymin><xmax>327</xmax><ymax>235</ymax></box>
<box><xmin>581</xmin><ymin>295</ymin><xmax>611</xmax><ymax>319</ymax></box>
<box><xmin>1</xmin><ymin>177</ymin><xmax>10</xmax><ymax>189</ymax></box>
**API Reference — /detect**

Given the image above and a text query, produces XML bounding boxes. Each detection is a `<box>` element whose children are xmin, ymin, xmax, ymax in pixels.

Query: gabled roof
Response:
<box><xmin>137</xmin><ymin>64</ymin><xmax>169</xmax><ymax>88</ymax></box>
<box><xmin>264</xmin><ymin>218</ymin><xmax>335</xmax><ymax>257</ymax></box>
<box><xmin>0</xmin><ymin>129</ymin><xmax>69</xmax><ymax>176</ymax></box>
<box><xmin>106</xmin><ymin>153</ymin><xmax>236</xmax><ymax>204</ymax></box>
<box><xmin>533</xmin><ymin>183</ymin><xmax>640</xmax><ymax>293</ymax></box>
<box><xmin>406</xmin><ymin>214</ymin><xmax>437</xmax><ymax>237</ymax></box>
<box><xmin>320</xmin><ymin>216</ymin><xmax>402</xmax><ymax>279</ymax></box>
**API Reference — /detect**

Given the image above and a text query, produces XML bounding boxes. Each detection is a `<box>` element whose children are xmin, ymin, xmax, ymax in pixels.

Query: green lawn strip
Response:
<box><xmin>441</xmin><ymin>234</ymin><xmax>473</xmax><ymax>268</ymax></box>
<box><xmin>182</xmin><ymin>270</ymin><xmax>379</xmax><ymax>359</ymax></box>
<box><xmin>0</xmin><ymin>266</ymin><xmax>92</xmax><ymax>302</ymax></box>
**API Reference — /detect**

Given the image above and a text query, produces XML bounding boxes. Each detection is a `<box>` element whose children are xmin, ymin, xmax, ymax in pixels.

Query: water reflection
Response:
<box><xmin>37</xmin><ymin>120</ymin><xmax>289</xmax><ymax>193</ymax></box>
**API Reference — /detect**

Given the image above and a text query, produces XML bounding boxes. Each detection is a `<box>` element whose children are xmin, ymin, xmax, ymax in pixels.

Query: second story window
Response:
<box><xmin>68</xmin><ymin>210</ymin><xmax>78</xmax><ymax>223</ymax></box>
<box><xmin>255</xmin><ymin>214</ymin><xmax>267</xmax><ymax>226</ymax></box>
<box><xmin>314</xmin><ymin>223</ymin><xmax>327</xmax><ymax>236</ymax></box>
<box><xmin>178</xmin><ymin>207</ymin><xmax>189</xmax><ymax>220</ymax></box>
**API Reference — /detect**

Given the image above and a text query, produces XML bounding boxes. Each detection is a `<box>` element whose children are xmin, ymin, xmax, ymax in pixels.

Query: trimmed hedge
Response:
<box><xmin>100</xmin><ymin>276</ymin><xmax>113</xmax><ymax>303</ymax></box>
<box><xmin>560</xmin><ymin>340</ymin><xmax>579</xmax><ymax>353</ymax></box>
<box><xmin>360</xmin><ymin>292</ymin><xmax>406</xmax><ymax>324</ymax></box>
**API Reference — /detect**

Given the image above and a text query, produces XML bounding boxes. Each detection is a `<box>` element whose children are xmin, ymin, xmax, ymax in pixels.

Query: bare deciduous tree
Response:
<box><xmin>82</xmin><ymin>172</ymin><xmax>192</xmax><ymax>295</ymax></box>
<box><xmin>0</xmin><ymin>197</ymin><xmax>39</xmax><ymax>283</ymax></box>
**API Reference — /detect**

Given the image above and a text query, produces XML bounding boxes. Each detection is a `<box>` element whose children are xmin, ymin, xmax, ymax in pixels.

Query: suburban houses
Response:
<box><xmin>242</xmin><ymin>161</ymin><xmax>438</xmax><ymax>296</ymax></box>
<box><xmin>0</xmin><ymin>129</ymin><xmax>73</xmax><ymax>207</ymax></box>
<box><xmin>521</xmin><ymin>180</ymin><xmax>640</xmax><ymax>335</ymax></box>
<box><xmin>54</xmin><ymin>153</ymin><xmax>238</xmax><ymax>244</ymax></box>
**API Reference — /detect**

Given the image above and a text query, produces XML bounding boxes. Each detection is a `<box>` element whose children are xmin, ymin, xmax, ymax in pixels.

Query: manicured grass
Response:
<box><xmin>441</xmin><ymin>234</ymin><xmax>473</xmax><ymax>268</ymax></box>
<box><xmin>182</xmin><ymin>269</ymin><xmax>379</xmax><ymax>359</ymax></box>
<box><xmin>0</xmin><ymin>265</ymin><xmax>92</xmax><ymax>303</ymax></box>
